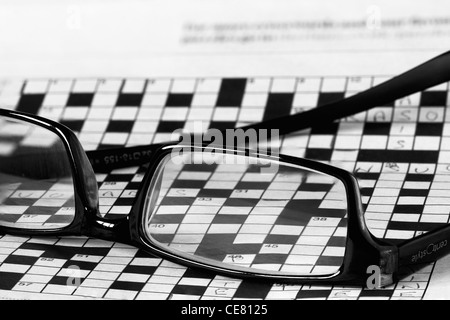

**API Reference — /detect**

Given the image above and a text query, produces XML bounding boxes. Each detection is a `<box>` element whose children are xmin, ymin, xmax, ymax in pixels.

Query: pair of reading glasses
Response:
<box><xmin>0</xmin><ymin>51</ymin><xmax>450</xmax><ymax>287</ymax></box>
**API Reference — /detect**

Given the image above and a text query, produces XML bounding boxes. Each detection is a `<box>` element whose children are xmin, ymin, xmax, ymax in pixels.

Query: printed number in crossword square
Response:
<box><xmin>0</xmin><ymin>76</ymin><xmax>448</xmax><ymax>299</ymax></box>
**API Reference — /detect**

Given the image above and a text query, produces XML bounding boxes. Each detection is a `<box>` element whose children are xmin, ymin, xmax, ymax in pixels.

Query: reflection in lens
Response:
<box><xmin>0</xmin><ymin>116</ymin><xmax>75</xmax><ymax>229</ymax></box>
<box><xmin>144</xmin><ymin>150</ymin><xmax>348</xmax><ymax>277</ymax></box>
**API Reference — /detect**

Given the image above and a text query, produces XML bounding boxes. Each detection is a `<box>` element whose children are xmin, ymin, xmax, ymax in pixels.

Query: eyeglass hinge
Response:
<box><xmin>379</xmin><ymin>246</ymin><xmax>399</xmax><ymax>287</ymax></box>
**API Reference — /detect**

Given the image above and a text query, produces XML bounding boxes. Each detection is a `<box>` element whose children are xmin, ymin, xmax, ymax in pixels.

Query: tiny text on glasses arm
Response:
<box><xmin>86</xmin><ymin>144</ymin><xmax>165</xmax><ymax>173</ymax></box>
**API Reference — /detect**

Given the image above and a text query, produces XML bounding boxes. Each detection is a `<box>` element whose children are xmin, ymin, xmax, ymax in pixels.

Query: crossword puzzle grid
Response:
<box><xmin>0</xmin><ymin>76</ymin><xmax>448</xmax><ymax>299</ymax></box>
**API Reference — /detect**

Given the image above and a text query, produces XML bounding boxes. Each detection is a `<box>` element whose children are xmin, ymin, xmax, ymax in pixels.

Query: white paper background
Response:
<box><xmin>0</xmin><ymin>0</ymin><xmax>449</xmax><ymax>78</ymax></box>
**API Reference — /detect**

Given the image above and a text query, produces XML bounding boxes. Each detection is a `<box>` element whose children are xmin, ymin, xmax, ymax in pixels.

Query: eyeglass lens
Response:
<box><xmin>144</xmin><ymin>151</ymin><xmax>348</xmax><ymax>276</ymax></box>
<box><xmin>0</xmin><ymin>116</ymin><xmax>75</xmax><ymax>229</ymax></box>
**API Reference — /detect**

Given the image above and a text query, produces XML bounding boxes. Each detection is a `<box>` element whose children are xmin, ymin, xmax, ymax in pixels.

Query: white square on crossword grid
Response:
<box><xmin>367</xmin><ymin>107</ymin><xmax>392</xmax><ymax>122</ymax></box>
<box><xmin>397</xmin><ymin>196</ymin><xmax>426</xmax><ymax>205</ymax></box>
<box><xmin>24</xmin><ymin>80</ymin><xmax>48</xmax><ymax>93</ymax></box>
<box><xmin>372</xmin><ymin>187</ymin><xmax>400</xmax><ymax>197</ymax></box>
<box><xmin>97</xmin><ymin>79</ymin><xmax>122</xmax><ymax>93</ymax></box>
<box><xmin>295</xmin><ymin>78</ymin><xmax>321</xmax><ymax>92</ymax></box>
<box><xmin>213</xmin><ymin>107</ymin><xmax>239</xmax><ymax>121</ymax></box>
<box><xmin>177</xmin><ymin>224</ymin><xmax>209</xmax><ymax>234</ymax></box>
<box><xmin>102</xmin><ymin>132</ymin><xmax>129</xmax><ymax>145</ymax></box>
<box><xmin>245</xmin><ymin>78</ymin><xmax>271</xmax><ymax>92</ymax></box>
<box><xmin>308</xmin><ymin>135</ymin><xmax>334</xmax><ymax>149</ymax></box>
<box><xmin>34</xmin><ymin>198</ymin><xmax>67</xmax><ymax>207</ymax></box>
<box><xmin>82</xmin><ymin>120</ymin><xmax>109</xmax><ymax>132</ymax></box>
<box><xmin>408</xmin><ymin>163</ymin><xmax>436</xmax><ymax>174</ymax></box>
<box><xmin>187</xmin><ymin>107</ymin><xmax>214</xmax><ymax>121</ymax></box>
<box><xmin>241</xmin><ymin>93</ymin><xmax>268</xmax><ymax>108</ymax></box>
<box><xmin>293</xmin><ymin>93</ymin><xmax>319</xmax><ymax>107</ymax></box>
<box><xmin>204</xmin><ymin>180</ymin><xmax>238</xmax><ymax>189</ymax></box>
<box><xmin>268</xmin><ymin>182</ymin><xmax>300</xmax><ymax>190</ymax></box>
<box><xmin>440</xmin><ymin>137</ymin><xmax>450</xmax><ymax>150</ymax></box>
<box><xmin>270</xmin><ymin>78</ymin><xmax>296</xmax><ymax>92</ymax></box>
<box><xmin>208</xmin><ymin>224</ymin><xmax>241</xmax><ymax>234</ymax></box>
<box><xmin>444</xmin><ymin>123</ymin><xmax>450</xmax><ymax>135</ymax></box>
<box><xmin>88</xmin><ymin>107</ymin><xmax>114</xmax><ymax>120</ymax></box>
<box><xmin>63</xmin><ymin>107</ymin><xmax>89</xmax><ymax>120</ymax></box>
<box><xmin>178</xmin><ymin>171</ymin><xmax>211</xmax><ymax>180</ymax></box>
<box><xmin>132</xmin><ymin>121</ymin><xmax>158</xmax><ymax>132</ymax></box>
<box><xmin>162</xmin><ymin>107</ymin><xmax>189</xmax><ymax>121</ymax></box>
<box><xmin>153</xmin><ymin>133</ymin><xmax>174</xmax><ymax>143</ymax></box>
<box><xmin>146</xmin><ymin>79</ymin><xmax>171</xmax><ymax>93</ymax></box>
<box><xmin>172</xmin><ymin>234</ymin><xmax>204</xmax><ymax>244</ymax></box>
<box><xmin>385</xmin><ymin>229</ymin><xmax>415</xmax><ymax>239</ymax></box>
<box><xmin>389</xmin><ymin>123</ymin><xmax>416</xmax><ymax>135</ymax></box>
<box><xmin>183</xmin><ymin>120</ymin><xmax>208</xmax><ymax>133</ymax></box>
<box><xmin>109</xmin><ymin>206</ymin><xmax>133</xmax><ymax>214</ymax></box>
<box><xmin>334</xmin><ymin>135</ymin><xmax>362</xmax><ymax>149</ymax></box>
<box><xmin>72</xmin><ymin>80</ymin><xmax>97</xmax><ymax>92</ymax></box>
<box><xmin>392</xmin><ymin>213</ymin><xmax>420</xmax><ymax>222</ymax></box>
<box><xmin>361</xmin><ymin>135</ymin><xmax>388</xmax><ymax>149</ymax></box>
<box><xmin>141</xmin><ymin>93</ymin><xmax>168</xmax><ymax>107</ymax></box>
<box><xmin>126</xmin><ymin>133</ymin><xmax>154</xmax><ymax>147</ymax></box>
<box><xmin>112</xmin><ymin>107</ymin><xmax>138</xmax><ymax>120</ymax></box>
<box><xmin>0</xmin><ymin>80</ymin><xmax>21</xmax><ymax>95</ymax></box>
<box><xmin>239</xmin><ymin>109</ymin><xmax>263</xmax><ymax>122</ymax></box>
<box><xmin>91</xmin><ymin>93</ymin><xmax>118</xmax><ymax>107</ymax></box>
<box><xmin>0</xmin><ymin>93</ymin><xmax>20</xmax><ymax>107</ymax></box>
<box><xmin>338</xmin><ymin>122</ymin><xmax>364</xmax><ymax>135</ymax></box>
<box><xmin>234</xmin><ymin>234</ymin><xmax>267</xmax><ymax>244</ymax></box>
<box><xmin>188</xmin><ymin>206</ymin><xmax>220</xmax><ymax>214</ymax></box>
<box><xmin>48</xmin><ymin>80</ymin><xmax>73</xmax><ymax>93</ymax></box>
<box><xmin>270</xmin><ymin>225</ymin><xmax>303</xmax><ymax>236</ymax></box>
<box><xmin>245</xmin><ymin>215</ymin><xmax>277</xmax><ymax>225</ymax></box>
<box><xmin>262</xmin><ymin>190</ymin><xmax>295</xmax><ymax>200</ymax></box>
<box><xmin>79</xmin><ymin>133</ymin><xmax>103</xmax><ymax>145</ymax></box>
<box><xmin>123</xmin><ymin>80</ymin><xmax>146</xmax><ymax>93</ymax></box>
<box><xmin>419</xmin><ymin>107</ymin><xmax>444</xmax><ymax>122</ymax></box>
<box><xmin>296</xmin><ymin>235</ymin><xmax>330</xmax><ymax>246</ymax></box>
<box><xmin>332</xmin><ymin>152</ymin><xmax>357</xmax><ymax>165</ymax></box>
<box><xmin>321</xmin><ymin>78</ymin><xmax>346</xmax><ymax>92</ymax></box>
<box><xmin>171</xmin><ymin>79</ymin><xmax>196</xmax><ymax>93</ymax></box>
<box><xmin>421</xmin><ymin>214</ymin><xmax>449</xmax><ymax>223</ymax></box>
<box><xmin>42</xmin><ymin>93</ymin><xmax>69</xmax><ymax>107</ymax></box>
<box><xmin>413</xmin><ymin>136</ymin><xmax>441</xmax><ymax>150</ymax></box>
<box><xmin>191</xmin><ymin>93</ymin><xmax>217</xmax><ymax>107</ymax></box>
<box><xmin>196</xmin><ymin>79</ymin><xmax>221</xmax><ymax>93</ymax></box>
<box><xmin>346</xmin><ymin>77</ymin><xmax>372</xmax><ymax>92</ymax></box>
<box><xmin>290</xmin><ymin>245</ymin><xmax>323</xmax><ymax>256</ymax></box>
<box><xmin>303</xmin><ymin>226</ymin><xmax>335</xmax><ymax>237</ymax></box>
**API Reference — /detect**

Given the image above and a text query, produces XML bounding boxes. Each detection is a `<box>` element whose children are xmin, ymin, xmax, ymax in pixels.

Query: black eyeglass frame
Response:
<box><xmin>1</xmin><ymin>50</ymin><xmax>450</xmax><ymax>287</ymax></box>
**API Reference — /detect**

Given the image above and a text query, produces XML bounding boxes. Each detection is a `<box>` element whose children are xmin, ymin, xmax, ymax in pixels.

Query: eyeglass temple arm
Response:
<box><xmin>397</xmin><ymin>224</ymin><xmax>450</xmax><ymax>267</ymax></box>
<box><xmin>240</xmin><ymin>50</ymin><xmax>450</xmax><ymax>135</ymax></box>
<box><xmin>84</xmin><ymin>51</ymin><xmax>450</xmax><ymax>172</ymax></box>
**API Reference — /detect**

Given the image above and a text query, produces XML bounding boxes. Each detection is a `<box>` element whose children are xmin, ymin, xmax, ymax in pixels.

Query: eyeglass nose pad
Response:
<box><xmin>143</xmin><ymin>169</ymin><xmax>163</xmax><ymax>226</ymax></box>
<box><xmin>69</xmin><ymin>136</ymin><xmax>99</xmax><ymax>213</ymax></box>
